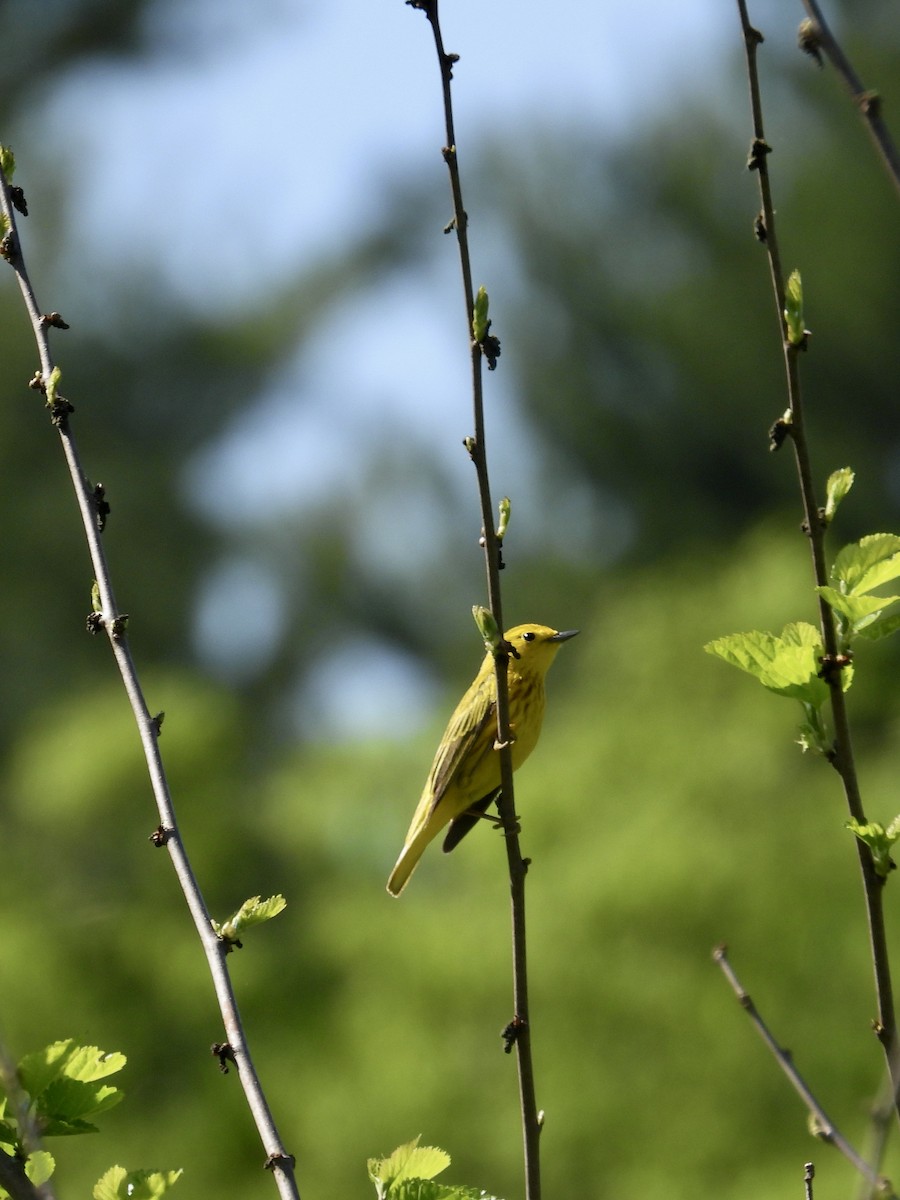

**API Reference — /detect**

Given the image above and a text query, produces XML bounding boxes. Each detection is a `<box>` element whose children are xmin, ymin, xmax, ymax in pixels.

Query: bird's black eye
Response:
<box><xmin>522</xmin><ymin>631</ymin><xmax>536</xmax><ymax>642</ymax></box>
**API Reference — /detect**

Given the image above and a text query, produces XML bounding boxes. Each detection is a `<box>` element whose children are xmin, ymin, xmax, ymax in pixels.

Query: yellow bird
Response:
<box><xmin>387</xmin><ymin>623</ymin><xmax>579</xmax><ymax>896</ymax></box>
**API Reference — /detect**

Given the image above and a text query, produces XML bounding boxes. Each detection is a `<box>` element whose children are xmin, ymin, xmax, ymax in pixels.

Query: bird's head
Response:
<box><xmin>504</xmin><ymin>624</ymin><xmax>579</xmax><ymax>675</ymax></box>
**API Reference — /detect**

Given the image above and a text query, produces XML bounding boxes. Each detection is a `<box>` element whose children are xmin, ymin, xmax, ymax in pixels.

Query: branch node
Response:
<box><xmin>859</xmin><ymin>90</ymin><xmax>882</xmax><ymax>119</ymax></box>
<box><xmin>92</xmin><ymin>481</ymin><xmax>110</xmax><ymax>532</ymax></box>
<box><xmin>211</xmin><ymin>1042</ymin><xmax>237</xmax><ymax>1074</ymax></box>
<box><xmin>48</xmin><ymin>398</ymin><xmax>74</xmax><ymax>427</ymax></box>
<box><xmin>798</xmin><ymin>19</ymin><xmax>823</xmax><ymax>67</ymax></box>
<box><xmin>501</xmin><ymin>1015</ymin><xmax>526</xmax><ymax>1054</ymax></box>
<box><xmin>768</xmin><ymin>413</ymin><xmax>793</xmax><ymax>452</ymax></box>
<box><xmin>40</xmin><ymin>311</ymin><xmax>70</xmax><ymax>330</ymax></box>
<box><xmin>109</xmin><ymin>614</ymin><xmax>129</xmax><ymax>640</ymax></box>
<box><xmin>9</xmin><ymin>185</ymin><xmax>28</xmax><ymax>216</ymax></box>
<box><xmin>746</xmin><ymin>137</ymin><xmax>772</xmax><ymax>171</ymax></box>
<box><xmin>265</xmin><ymin>1152</ymin><xmax>297</xmax><ymax>1173</ymax></box>
<box><xmin>85</xmin><ymin>611</ymin><xmax>105</xmax><ymax>636</ymax></box>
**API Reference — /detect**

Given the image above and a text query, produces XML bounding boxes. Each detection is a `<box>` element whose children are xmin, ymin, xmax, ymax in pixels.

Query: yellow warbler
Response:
<box><xmin>387</xmin><ymin>623</ymin><xmax>578</xmax><ymax>896</ymax></box>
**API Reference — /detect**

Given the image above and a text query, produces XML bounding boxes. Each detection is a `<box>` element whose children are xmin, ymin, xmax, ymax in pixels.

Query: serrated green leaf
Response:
<box><xmin>94</xmin><ymin>1166</ymin><xmax>128</xmax><ymax>1199</ymax></box>
<box><xmin>369</xmin><ymin>1138</ymin><xmax>451</xmax><ymax>1197</ymax></box>
<box><xmin>39</xmin><ymin>1076</ymin><xmax>123</xmax><ymax>1130</ymax></box>
<box><xmin>390</xmin><ymin>1184</ymin><xmax>496</xmax><ymax>1200</ymax></box>
<box><xmin>0</xmin><ymin>146</ymin><xmax>15</xmax><ymax>179</ymax></box>
<box><xmin>816</xmin><ymin>586</ymin><xmax>899</xmax><ymax>627</ymax></box>
<box><xmin>823</xmin><ymin>468</ymin><xmax>854</xmax><ymax>523</ymax></box>
<box><xmin>94</xmin><ymin>1166</ymin><xmax>183</xmax><ymax>1200</ymax></box>
<box><xmin>17</xmin><ymin>1040</ymin><xmax>74</xmax><ymax>1098</ymax></box>
<box><xmin>214</xmin><ymin>894</ymin><xmax>286</xmax><ymax>941</ymax></box>
<box><xmin>704</xmin><ymin>623</ymin><xmax>828</xmax><ymax>704</ymax></box>
<box><xmin>857</xmin><ymin>610</ymin><xmax>900</xmax><ymax>643</ymax></box>
<box><xmin>64</xmin><ymin>1046</ymin><xmax>126</xmax><ymax>1083</ymax></box>
<box><xmin>832</xmin><ymin>534</ymin><xmax>900</xmax><ymax>594</ymax></box>
<box><xmin>24</xmin><ymin>1150</ymin><xmax>55</xmax><ymax>1186</ymax></box>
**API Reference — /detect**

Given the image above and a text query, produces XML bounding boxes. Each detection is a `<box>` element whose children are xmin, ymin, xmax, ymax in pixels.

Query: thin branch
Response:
<box><xmin>736</xmin><ymin>0</ymin><xmax>900</xmax><ymax>1117</ymax></box>
<box><xmin>714</xmin><ymin>947</ymin><xmax>894</xmax><ymax>1194</ymax></box>
<box><xmin>406</xmin><ymin>3</ymin><xmax>542</xmax><ymax>1196</ymax></box>
<box><xmin>0</xmin><ymin>167</ymin><xmax>300</xmax><ymax>1200</ymax></box>
<box><xmin>799</xmin><ymin>0</ymin><xmax>900</xmax><ymax>198</ymax></box>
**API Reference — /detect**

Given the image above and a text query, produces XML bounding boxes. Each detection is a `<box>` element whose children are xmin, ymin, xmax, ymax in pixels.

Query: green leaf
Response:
<box><xmin>831</xmin><ymin>534</ymin><xmax>900</xmax><ymax>594</ymax></box>
<box><xmin>783</xmin><ymin>269</ymin><xmax>806</xmax><ymax>345</ymax></box>
<box><xmin>45</xmin><ymin>366</ymin><xmax>62</xmax><ymax>408</ymax></box>
<box><xmin>39</xmin><ymin>1075</ymin><xmax>123</xmax><ymax>1133</ymax></box>
<box><xmin>390</xmin><ymin>1184</ymin><xmax>499</xmax><ymax>1200</ymax></box>
<box><xmin>847</xmin><ymin>819</ymin><xmax>900</xmax><ymax>879</ymax></box>
<box><xmin>471</xmin><ymin>285</ymin><xmax>490</xmax><ymax>342</ymax></box>
<box><xmin>213</xmin><ymin>895</ymin><xmax>286</xmax><ymax>942</ymax></box>
<box><xmin>496</xmin><ymin>496</ymin><xmax>511</xmax><ymax>542</ymax></box>
<box><xmin>472</xmin><ymin>606</ymin><xmax>500</xmax><ymax>654</ymax></box>
<box><xmin>796</xmin><ymin>702</ymin><xmax>832</xmax><ymax>756</ymax></box>
<box><xmin>16</xmin><ymin>1043</ymin><xmax>126</xmax><ymax>1138</ymax></box>
<box><xmin>0</xmin><ymin>145</ymin><xmax>15</xmax><ymax>180</ymax></box>
<box><xmin>704</xmin><ymin>622</ymin><xmax>828</xmax><ymax>704</ymax></box>
<box><xmin>94</xmin><ymin>1166</ymin><xmax>183</xmax><ymax>1200</ymax></box>
<box><xmin>856</xmin><ymin>610</ymin><xmax>900</xmax><ymax>643</ymax></box>
<box><xmin>17</xmin><ymin>1040</ymin><xmax>75</xmax><ymax>1098</ymax></box>
<box><xmin>816</xmin><ymin>586</ymin><xmax>899</xmax><ymax>629</ymax></box>
<box><xmin>369</xmin><ymin>1138</ymin><xmax>451</xmax><ymax>1198</ymax></box>
<box><xmin>823</xmin><ymin>467</ymin><xmax>854</xmax><ymax>523</ymax></box>
<box><xmin>63</xmin><ymin>1046</ymin><xmax>126</xmax><ymax>1083</ymax></box>
<box><xmin>24</xmin><ymin>1150</ymin><xmax>55</xmax><ymax>1187</ymax></box>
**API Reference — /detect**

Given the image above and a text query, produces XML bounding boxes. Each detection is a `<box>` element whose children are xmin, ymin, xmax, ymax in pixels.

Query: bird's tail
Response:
<box><xmin>386</xmin><ymin>823</ymin><xmax>435</xmax><ymax>897</ymax></box>
<box><xmin>387</xmin><ymin>842</ymin><xmax>422</xmax><ymax>896</ymax></box>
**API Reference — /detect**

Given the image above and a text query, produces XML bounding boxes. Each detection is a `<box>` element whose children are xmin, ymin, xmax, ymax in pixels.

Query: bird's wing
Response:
<box><xmin>425</xmin><ymin>683</ymin><xmax>496</xmax><ymax>821</ymax></box>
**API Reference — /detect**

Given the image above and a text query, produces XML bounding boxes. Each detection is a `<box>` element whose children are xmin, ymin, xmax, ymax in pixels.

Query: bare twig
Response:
<box><xmin>736</xmin><ymin>0</ymin><xmax>900</xmax><ymax>1118</ymax></box>
<box><xmin>799</xmin><ymin>0</ymin><xmax>900</xmax><ymax>198</ymax></box>
<box><xmin>714</xmin><ymin>947</ymin><xmax>894</xmax><ymax>1194</ymax></box>
<box><xmin>406</xmin><ymin>3</ymin><xmax>541</xmax><ymax>1195</ymax></box>
<box><xmin>0</xmin><ymin>166</ymin><xmax>300</xmax><ymax>1200</ymax></box>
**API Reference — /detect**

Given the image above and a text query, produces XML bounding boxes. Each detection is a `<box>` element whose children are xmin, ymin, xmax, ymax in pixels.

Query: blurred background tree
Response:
<box><xmin>1</xmin><ymin>0</ymin><xmax>899</xmax><ymax>1198</ymax></box>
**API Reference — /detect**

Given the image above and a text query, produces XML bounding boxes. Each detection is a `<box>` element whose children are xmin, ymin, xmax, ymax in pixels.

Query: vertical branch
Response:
<box><xmin>736</xmin><ymin>1</ymin><xmax>900</xmax><ymax>1115</ymax></box>
<box><xmin>0</xmin><ymin>164</ymin><xmax>301</xmax><ymax>1200</ymax></box>
<box><xmin>406</xmin><ymin>3</ymin><xmax>542</xmax><ymax>1196</ymax></box>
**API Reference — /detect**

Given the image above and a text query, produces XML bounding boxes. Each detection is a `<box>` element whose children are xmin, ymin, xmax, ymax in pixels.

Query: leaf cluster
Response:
<box><xmin>0</xmin><ymin>1040</ymin><xmax>180</xmax><ymax>1199</ymax></box>
<box><xmin>705</xmin><ymin>470</ymin><xmax>900</xmax><ymax>754</ymax></box>
<box><xmin>368</xmin><ymin>1137</ymin><xmax>501</xmax><ymax>1200</ymax></box>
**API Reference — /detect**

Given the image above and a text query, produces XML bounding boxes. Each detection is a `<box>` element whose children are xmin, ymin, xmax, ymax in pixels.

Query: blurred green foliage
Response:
<box><xmin>1</xmin><ymin>2</ymin><xmax>900</xmax><ymax>1200</ymax></box>
<box><xmin>4</xmin><ymin>526</ymin><xmax>900</xmax><ymax>1199</ymax></box>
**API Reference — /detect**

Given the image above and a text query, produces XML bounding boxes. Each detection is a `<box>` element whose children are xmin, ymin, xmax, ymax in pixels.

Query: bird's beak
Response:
<box><xmin>550</xmin><ymin>629</ymin><xmax>579</xmax><ymax>642</ymax></box>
